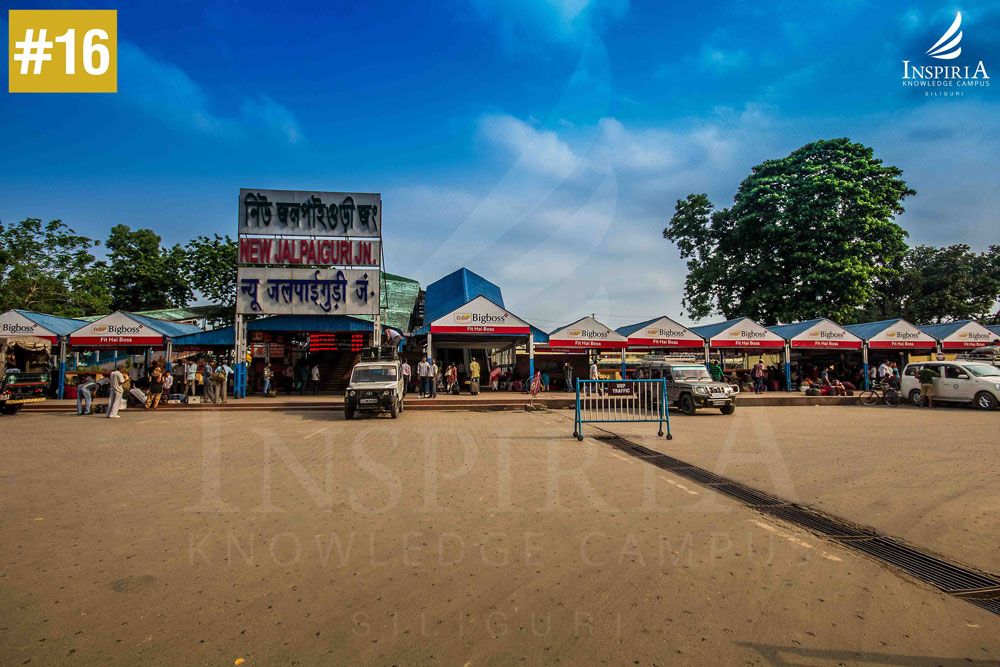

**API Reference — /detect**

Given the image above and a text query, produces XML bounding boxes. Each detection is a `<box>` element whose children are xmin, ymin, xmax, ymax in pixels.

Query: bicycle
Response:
<box><xmin>858</xmin><ymin>381</ymin><xmax>900</xmax><ymax>407</ymax></box>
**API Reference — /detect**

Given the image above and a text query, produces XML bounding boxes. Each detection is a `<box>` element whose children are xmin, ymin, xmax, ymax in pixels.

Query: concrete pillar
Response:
<box><xmin>528</xmin><ymin>334</ymin><xmax>535</xmax><ymax>381</ymax></box>
<box><xmin>57</xmin><ymin>337</ymin><xmax>67</xmax><ymax>399</ymax></box>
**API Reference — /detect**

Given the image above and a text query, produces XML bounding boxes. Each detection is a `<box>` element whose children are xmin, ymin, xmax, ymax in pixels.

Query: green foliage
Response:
<box><xmin>665</xmin><ymin>138</ymin><xmax>914</xmax><ymax>324</ymax></box>
<box><xmin>898</xmin><ymin>244</ymin><xmax>1000</xmax><ymax>323</ymax></box>
<box><xmin>0</xmin><ymin>218</ymin><xmax>110</xmax><ymax>316</ymax></box>
<box><xmin>105</xmin><ymin>224</ymin><xmax>192</xmax><ymax>311</ymax></box>
<box><xmin>184</xmin><ymin>234</ymin><xmax>238</xmax><ymax>323</ymax></box>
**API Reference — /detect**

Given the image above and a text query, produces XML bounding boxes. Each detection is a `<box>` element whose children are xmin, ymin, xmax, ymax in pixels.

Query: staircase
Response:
<box><xmin>316</xmin><ymin>352</ymin><xmax>360</xmax><ymax>392</ymax></box>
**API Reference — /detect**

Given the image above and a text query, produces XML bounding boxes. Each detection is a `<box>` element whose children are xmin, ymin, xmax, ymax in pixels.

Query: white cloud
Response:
<box><xmin>118</xmin><ymin>42</ymin><xmax>303</xmax><ymax>144</ymax></box>
<box><xmin>479</xmin><ymin>114</ymin><xmax>581</xmax><ymax>179</ymax></box>
<box><xmin>468</xmin><ymin>0</ymin><xmax>628</xmax><ymax>50</ymax></box>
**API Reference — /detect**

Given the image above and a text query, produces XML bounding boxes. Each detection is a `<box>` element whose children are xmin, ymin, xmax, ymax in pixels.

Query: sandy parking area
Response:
<box><xmin>1</xmin><ymin>407</ymin><xmax>997</xmax><ymax>665</ymax></box>
<box><xmin>607</xmin><ymin>404</ymin><xmax>1000</xmax><ymax>574</ymax></box>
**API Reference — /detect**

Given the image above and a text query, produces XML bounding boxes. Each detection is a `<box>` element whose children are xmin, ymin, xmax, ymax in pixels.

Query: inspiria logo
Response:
<box><xmin>901</xmin><ymin>12</ymin><xmax>990</xmax><ymax>95</ymax></box>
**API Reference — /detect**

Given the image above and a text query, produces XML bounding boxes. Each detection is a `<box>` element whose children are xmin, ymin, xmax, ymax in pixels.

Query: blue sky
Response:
<box><xmin>2</xmin><ymin>0</ymin><xmax>998</xmax><ymax>328</ymax></box>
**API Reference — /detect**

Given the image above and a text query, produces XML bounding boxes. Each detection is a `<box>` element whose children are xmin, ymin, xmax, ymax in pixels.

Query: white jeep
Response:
<box><xmin>344</xmin><ymin>359</ymin><xmax>404</xmax><ymax>419</ymax></box>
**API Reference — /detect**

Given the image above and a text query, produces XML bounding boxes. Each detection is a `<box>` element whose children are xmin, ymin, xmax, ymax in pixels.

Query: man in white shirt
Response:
<box><xmin>310</xmin><ymin>364</ymin><xmax>320</xmax><ymax>395</ymax></box>
<box><xmin>184</xmin><ymin>359</ymin><xmax>197</xmax><ymax>396</ymax></box>
<box><xmin>107</xmin><ymin>365</ymin><xmax>125</xmax><ymax>419</ymax></box>
<box><xmin>877</xmin><ymin>361</ymin><xmax>891</xmax><ymax>382</ymax></box>
<box><xmin>401</xmin><ymin>360</ymin><xmax>411</xmax><ymax>395</ymax></box>
<box><xmin>430</xmin><ymin>360</ymin><xmax>439</xmax><ymax>399</ymax></box>
<box><xmin>416</xmin><ymin>358</ymin><xmax>430</xmax><ymax>397</ymax></box>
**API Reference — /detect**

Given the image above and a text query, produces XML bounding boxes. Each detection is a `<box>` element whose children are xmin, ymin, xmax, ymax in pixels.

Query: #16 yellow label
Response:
<box><xmin>8</xmin><ymin>9</ymin><xmax>117</xmax><ymax>93</ymax></box>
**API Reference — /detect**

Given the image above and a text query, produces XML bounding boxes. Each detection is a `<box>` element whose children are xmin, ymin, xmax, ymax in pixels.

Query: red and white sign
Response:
<box><xmin>430</xmin><ymin>296</ymin><xmax>531</xmax><ymax>335</ymax></box>
<box><xmin>866</xmin><ymin>320</ymin><xmax>936</xmax><ymax>349</ymax></box>
<box><xmin>70</xmin><ymin>312</ymin><xmax>165</xmax><ymax>347</ymax></box>
<box><xmin>625</xmin><ymin>316</ymin><xmax>703</xmax><ymax>348</ymax></box>
<box><xmin>708</xmin><ymin>318</ymin><xmax>784</xmax><ymax>349</ymax></box>
<box><xmin>788</xmin><ymin>319</ymin><xmax>863</xmax><ymax>349</ymax></box>
<box><xmin>0</xmin><ymin>311</ymin><xmax>57</xmax><ymax>343</ymax></box>
<box><xmin>548</xmin><ymin>316</ymin><xmax>628</xmax><ymax>350</ymax></box>
<box><xmin>937</xmin><ymin>321</ymin><xmax>997</xmax><ymax>350</ymax></box>
<box><xmin>239</xmin><ymin>237</ymin><xmax>380</xmax><ymax>267</ymax></box>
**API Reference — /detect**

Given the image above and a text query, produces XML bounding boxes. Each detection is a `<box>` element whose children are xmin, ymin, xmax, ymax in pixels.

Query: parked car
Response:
<box><xmin>344</xmin><ymin>358</ymin><xmax>404</xmax><ymax>419</ymax></box>
<box><xmin>901</xmin><ymin>361</ymin><xmax>1000</xmax><ymax>410</ymax></box>
<box><xmin>639</xmin><ymin>358</ymin><xmax>738</xmax><ymax>415</ymax></box>
<box><xmin>0</xmin><ymin>370</ymin><xmax>49</xmax><ymax>414</ymax></box>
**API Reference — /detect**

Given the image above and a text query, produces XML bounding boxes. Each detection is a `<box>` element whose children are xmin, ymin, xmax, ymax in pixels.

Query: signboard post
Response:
<box><xmin>236</xmin><ymin>188</ymin><xmax>383</xmax><ymax>398</ymax></box>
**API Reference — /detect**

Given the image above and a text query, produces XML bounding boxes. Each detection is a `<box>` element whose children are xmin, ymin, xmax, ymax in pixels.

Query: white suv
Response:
<box><xmin>901</xmin><ymin>361</ymin><xmax>1000</xmax><ymax>410</ymax></box>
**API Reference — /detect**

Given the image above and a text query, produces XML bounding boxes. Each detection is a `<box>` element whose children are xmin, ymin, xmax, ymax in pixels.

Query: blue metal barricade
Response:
<box><xmin>573</xmin><ymin>379</ymin><xmax>672</xmax><ymax>441</ymax></box>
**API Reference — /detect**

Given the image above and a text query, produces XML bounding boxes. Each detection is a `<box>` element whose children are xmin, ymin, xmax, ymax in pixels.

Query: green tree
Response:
<box><xmin>664</xmin><ymin>138</ymin><xmax>914</xmax><ymax>324</ymax></box>
<box><xmin>105</xmin><ymin>224</ymin><xmax>192</xmax><ymax>311</ymax></box>
<box><xmin>0</xmin><ymin>218</ymin><xmax>110</xmax><ymax>316</ymax></box>
<box><xmin>184</xmin><ymin>234</ymin><xmax>238</xmax><ymax>322</ymax></box>
<box><xmin>898</xmin><ymin>244</ymin><xmax>1000</xmax><ymax>323</ymax></box>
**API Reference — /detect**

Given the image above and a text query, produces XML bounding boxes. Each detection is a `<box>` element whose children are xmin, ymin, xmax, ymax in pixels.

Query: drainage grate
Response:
<box><xmin>758</xmin><ymin>505</ymin><xmax>878</xmax><ymax>540</ymax></box>
<box><xmin>709</xmin><ymin>482</ymin><xmax>787</xmax><ymax>507</ymax></box>
<box><xmin>848</xmin><ymin>538</ymin><xmax>999</xmax><ymax>593</ymax></box>
<box><xmin>594</xmin><ymin>433</ymin><xmax>1000</xmax><ymax>617</ymax></box>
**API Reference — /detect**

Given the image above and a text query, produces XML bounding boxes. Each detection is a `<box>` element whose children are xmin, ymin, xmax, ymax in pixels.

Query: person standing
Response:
<box><xmin>309</xmin><ymin>364</ymin><xmax>320</xmax><ymax>395</ymax></box>
<box><xmin>219</xmin><ymin>361</ymin><xmax>233</xmax><ymax>403</ymax></box>
<box><xmin>448</xmin><ymin>363</ymin><xmax>458</xmax><ymax>393</ymax></box>
<box><xmin>145</xmin><ymin>365</ymin><xmax>164</xmax><ymax>409</ymax></box>
<box><xmin>469</xmin><ymin>358</ymin><xmax>481</xmax><ymax>394</ymax></box>
<box><xmin>76</xmin><ymin>374</ymin><xmax>97</xmax><ymax>415</ymax></box>
<box><xmin>107</xmin><ymin>365</ymin><xmax>125</xmax><ymax>419</ymax></box>
<box><xmin>489</xmin><ymin>364</ymin><xmax>501</xmax><ymax>391</ymax></box>
<box><xmin>298</xmin><ymin>361</ymin><xmax>310</xmax><ymax>396</ymax></box>
<box><xmin>430</xmin><ymin>359</ymin><xmax>439</xmax><ymax>398</ymax></box>
<box><xmin>918</xmin><ymin>365</ymin><xmax>937</xmax><ymax>406</ymax></box>
<box><xmin>752</xmin><ymin>361</ymin><xmax>766</xmax><ymax>394</ymax></box>
<box><xmin>563</xmin><ymin>362</ymin><xmax>574</xmax><ymax>392</ymax></box>
<box><xmin>263</xmin><ymin>362</ymin><xmax>273</xmax><ymax>396</ymax></box>
<box><xmin>203</xmin><ymin>360</ymin><xmax>215</xmax><ymax>403</ymax></box>
<box><xmin>401</xmin><ymin>359</ymin><xmax>411</xmax><ymax>395</ymax></box>
<box><xmin>283</xmin><ymin>364</ymin><xmax>294</xmax><ymax>394</ymax></box>
<box><xmin>162</xmin><ymin>365</ymin><xmax>174</xmax><ymax>399</ymax></box>
<box><xmin>529</xmin><ymin>371</ymin><xmax>543</xmax><ymax>406</ymax></box>
<box><xmin>184</xmin><ymin>359</ymin><xmax>197</xmax><ymax>396</ymax></box>
<box><xmin>417</xmin><ymin>358</ymin><xmax>430</xmax><ymax>397</ymax></box>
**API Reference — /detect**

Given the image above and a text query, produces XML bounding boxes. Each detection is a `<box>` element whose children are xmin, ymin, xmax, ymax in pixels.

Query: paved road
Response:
<box><xmin>1</xmin><ymin>408</ymin><xmax>996</xmax><ymax>664</ymax></box>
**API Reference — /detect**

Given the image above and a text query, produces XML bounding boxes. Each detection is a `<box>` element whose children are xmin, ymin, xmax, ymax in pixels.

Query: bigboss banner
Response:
<box><xmin>239</xmin><ymin>237</ymin><xmax>379</xmax><ymax>268</ymax></box>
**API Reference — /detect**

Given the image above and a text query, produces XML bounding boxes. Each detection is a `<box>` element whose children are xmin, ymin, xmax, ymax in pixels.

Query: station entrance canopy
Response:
<box><xmin>1</xmin><ymin>309</ymin><xmax>84</xmax><ymax>345</ymax></box>
<box><xmin>617</xmin><ymin>316</ymin><xmax>703</xmax><ymax>349</ymax></box>
<box><xmin>918</xmin><ymin>320</ymin><xmax>997</xmax><ymax>350</ymax></box>
<box><xmin>843</xmin><ymin>319</ymin><xmax>936</xmax><ymax>350</ymax></box>
<box><xmin>427</xmin><ymin>296</ymin><xmax>531</xmax><ymax>335</ymax></box>
<box><xmin>548</xmin><ymin>316</ymin><xmax>627</xmax><ymax>350</ymax></box>
<box><xmin>691</xmin><ymin>317</ymin><xmax>784</xmax><ymax>349</ymax></box>
<box><xmin>768</xmin><ymin>318</ymin><xmax>863</xmax><ymax>350</ymax></box>
<box><xmin>69</xmin><ymin>311</ymin><xmax>201</xmax><ymax>347</ymax></box>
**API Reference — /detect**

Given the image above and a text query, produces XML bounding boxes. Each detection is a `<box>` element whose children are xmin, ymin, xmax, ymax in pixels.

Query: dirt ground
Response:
<box><xmin>1</xmin><ymin>406</ymin><xmax>997</xmax><ymax>665</ymax></box>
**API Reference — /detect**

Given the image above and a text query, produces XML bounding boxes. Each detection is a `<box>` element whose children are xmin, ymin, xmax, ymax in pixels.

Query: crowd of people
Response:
<box><xmin>72</xmin><ymin>356</ymin><xmax>235</xmax><ymax>417</ymax></box>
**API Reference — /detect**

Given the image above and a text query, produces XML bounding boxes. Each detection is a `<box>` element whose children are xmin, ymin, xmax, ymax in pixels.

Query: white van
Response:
<box><xmin>900</xmin><ymin>361</ymin><xmax>1000</xmax><ymax>410</ymax></box>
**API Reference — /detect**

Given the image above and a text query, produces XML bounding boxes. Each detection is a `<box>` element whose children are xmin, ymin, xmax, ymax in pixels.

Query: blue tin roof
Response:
<box><xmin>988</xmin><ymin>324</ymin><xmax>1000</xmax><ymax>337</ymax></box>
<box><xmin>128</xmin><ymin>312</ymin><xmax>202</xmax><ymax>338</ymax></box>
<box><xmin>842</xmin><ymin>318</ymin><xmax>910</xmax><ymax>341</ymax></box>
<box><xmin>767</xmin><ymin>318</ymin><xmax>827</xmax><ymax>340</ymax></box>
<box><xmin>689</xmin><ymin>318</ymin><xmax>747</xmax><ymax>340</ymax></box>
<box><xmin>423</xmin><ymin>268</ymin><xmax>504</xmax><ymax>325</ymax></box>
<box><xmin>917</xmin><ymin>320</ymin><xmax>977</xmax><ymax>341</ymax></box>
<box><xmin>248</xmin><ymin>314</ymin><xmax>373</xmax><ymax>333</ymax></box>
<box><xmin>171</xmin><ymin>315</ymin><xmax>375</xmax><ymax>347</ymax></box>
<box><xmin>14</xmin><ymin>309</ymin><xmax>88</xmax><ymax>337</ymax></box>
<box><xmin>616</xmin><ymin>316</ymin><xmax>662</xmax><ymax>337</ymax></box>
<box><xmin>172</xmin><ymin>325</ymin><xmax>235</xmax><ymax>347</ymax></box>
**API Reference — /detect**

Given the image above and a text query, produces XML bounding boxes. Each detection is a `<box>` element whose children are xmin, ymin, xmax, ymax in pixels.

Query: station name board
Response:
<box><xmin>239</xmin><ymin>189</ymin><xmax>381</xmax><ymax>238</ymax></box>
